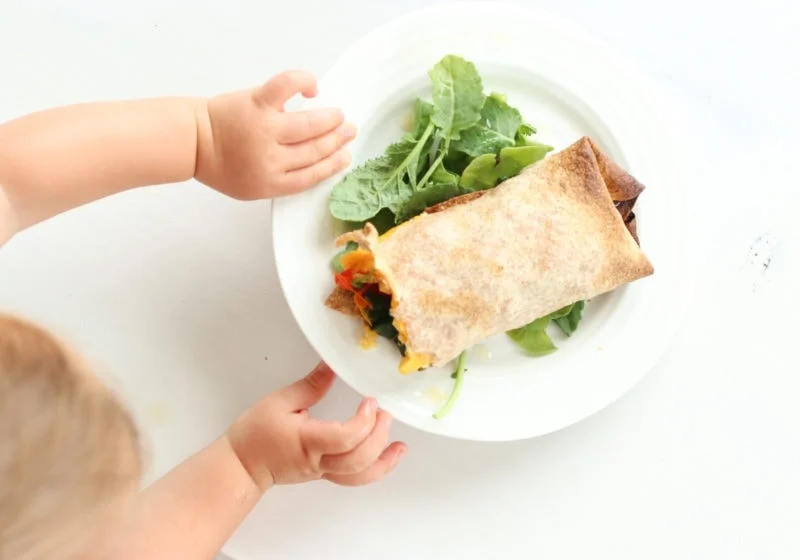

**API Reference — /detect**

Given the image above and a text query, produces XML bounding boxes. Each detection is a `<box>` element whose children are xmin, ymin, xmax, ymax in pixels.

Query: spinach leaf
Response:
<box><xmin>494</xmin><ymin>143</ymin><xmax>554</xmax><ymax>179</ymax></box>
<box><xmin>329</xmin><ymin>124</ymin><xmax>435</xmax><ymax>222</ymax></box>
<box><xmin>451</xmin><ymin>93</ymin><xmax>526</xmax><ymax>157</ymax></box>
<box><xmin>431</xmin><ymin>165</ymin><xmax>459</xmax><ymax>186</ymax></box>
<box><xmin>363</xmin><ymin>291</ymin><xmax>405</xmax><ymax>354</ymax></box>
<box><xmin>411</xmin><ymin>99</ymin><xmax>434</xmax><ymax>140</ymax></box>
<box><xmin>408</xmin><ymin>133</ymin><xmax>436</xmax><ymax>189</ymax></box>
<box><xmin>515</xmin><ymin>123</ymin><xmax>537</xmax><ymax>146</ymax></box>
<box><xmin>406</xmin><ymin>100</ymin><xmax>438</xmax><ymax>188</ymax></box>
<box><xmin>344</xmin><ymin>208</ymin><xmax>397</xmax><ymax>235</ymax></box>
<box><xmin>553</xmin><ymin>300</ymin><xmax>585</xmax><ymax>337</ymax></box>
<box><xmin>394</xmin><ymin>182</ymin><xmax>468</xmax><ymax>224</ymax></box>
<box><xmin>330</xmin><ymin>241</ymin><xmax>358</xmax><ymax>273</ymax></box>
<box><xmin>460</xmin><ymin>154</ymin><xmax>498</xmax><ymax>190</ymax></box>
<box><xmin>507</xmin><ymin>304</ymin><xmax>576</xmax><ymax>357</ymax></box>
<box><xmin>517</xmin><ymin>122</ymin><xmax>536</xmax><ymax>137</ymax></box>
<box><xmin>414</xmin><ymin>57</ymin><xmax>484</xmax><ymax>191</ymax></box>
<box><xmin>460</xmin><ymin>143</ymin><xmax>554</xmax><ymax>190</ymax></box>
<box><xmin>442</xmin><ymin>150</ymin><xmax>471</xmax><ymax>175</ymax></box>
<box><xmin>428</xmin><ymin>55</ymin><xmax>485</xmax><ymax>140</ymax></box>
<box><xmin>395</xmin><ymin>162</ymin><xmax>463</xmax><ymax>225</ymax></box>
<box><xmin>507</xmin><ymin>316</ymin><xmax>558</xmax><ymax>357</ymax></box>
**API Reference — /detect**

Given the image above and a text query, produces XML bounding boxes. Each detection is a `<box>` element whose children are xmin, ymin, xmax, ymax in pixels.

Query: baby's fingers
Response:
<box><xmin>321</xmin><ymin>410</ymin><xmax>393</xmax><ymax>475</ymax></box>
<box><xmin>280</xmin><ymin>149</ymin><xmax>351</xmax><ymax>193</ymax></box>
<box><xmin>278</xmin><ymin>110</ymin><xmax>347</xmax><ymax>145</ymax></box>
<box><xmin>283</xmin><ymin>123</ymin><xmax>356</xmax><ymax>170</ymax></box>
<box><xmin>300</xmin><ymin>397</ymin><xmax>377</xmax><ymax>455</ymax></box>
<box><xmin>324</xmin><ymin>442</ymin><xmax>406</xmax><ymax>487</ymax></box>
<box><xmin>276</xmin><ymin>362</ymin><xmax>336</xmax><ymax>412</ymax></box>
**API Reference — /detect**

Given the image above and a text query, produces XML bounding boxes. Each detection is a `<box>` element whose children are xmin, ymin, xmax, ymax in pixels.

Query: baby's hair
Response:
<box><xmin>0</xmin><ymin>314</ymin><xmax>142</xmax><ymax>559</ymax></box>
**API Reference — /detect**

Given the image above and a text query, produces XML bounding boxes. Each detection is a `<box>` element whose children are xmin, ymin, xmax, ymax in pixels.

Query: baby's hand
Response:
<box><xmin>226</xmin><ymin>363</ymin><xmax>406</xmax><ymax>491</ymax></box>
<box><xmin>195</xmin><ymin>71</ymin><xmax>355</xmax><ymax>200</ymax></box>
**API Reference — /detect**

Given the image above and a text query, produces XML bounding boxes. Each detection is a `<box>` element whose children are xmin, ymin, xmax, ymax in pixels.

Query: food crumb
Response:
<box><xmin>146</xmin><ymin>402</ymin><xmax>172</xmax><ymax>426</ymax></box>
<box><xmin>473</xmin><ymin>344</ymin><xmax>492</xmax><ymax>360</ymax></box>
<box><xmin>423</xmin><ymin>386</ymin><xmax>447</xmax><ymax>405</ymax></box>
<box><xmin>399</xmin><ymin>111</ymin><xmax>415</xmax><ymax>133</ymax></box>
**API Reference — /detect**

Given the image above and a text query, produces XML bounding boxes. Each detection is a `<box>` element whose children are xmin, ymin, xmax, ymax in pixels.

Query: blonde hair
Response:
<box><xmin>0</xmin><ymin>314</ymin><xmax>143</xmax><ymax>559</ymax></box>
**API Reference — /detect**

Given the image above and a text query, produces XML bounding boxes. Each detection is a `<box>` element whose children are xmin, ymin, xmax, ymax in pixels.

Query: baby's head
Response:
<box><xmin>0</xmin><ymin>314</ymin><xmax>142</xmax><ymax>559</ymax></box>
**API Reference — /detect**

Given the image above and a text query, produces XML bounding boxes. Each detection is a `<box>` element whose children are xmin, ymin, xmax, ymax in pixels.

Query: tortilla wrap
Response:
<box><xmin>333</xmin><ymin>136</ymin><xmax>654</xmax><ymax>371</ymax></box>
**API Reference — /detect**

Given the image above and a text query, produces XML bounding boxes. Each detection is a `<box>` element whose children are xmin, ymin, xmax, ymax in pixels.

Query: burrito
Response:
<box><xmin>327</xmin><ymin>136</ymin><xmax>654</xmax><ymax>373</ymax></box>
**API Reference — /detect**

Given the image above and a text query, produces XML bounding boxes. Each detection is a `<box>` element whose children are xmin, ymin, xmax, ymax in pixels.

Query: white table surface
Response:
<box><xmin>1</xmin><ymin>1</ymin><xmax>799</xmax><ymax>559</ymax></box>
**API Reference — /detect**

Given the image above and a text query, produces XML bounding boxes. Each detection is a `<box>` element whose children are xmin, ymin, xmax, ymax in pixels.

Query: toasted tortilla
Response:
<box><xmin>325</xmin><ymin>287</ymin><xmax>360</xmax><ymax>317</ymax></box>
<box><xmin>330</xmin><ymin>136</ymin><xmax>654</xmax><ymax>370</ymax></box>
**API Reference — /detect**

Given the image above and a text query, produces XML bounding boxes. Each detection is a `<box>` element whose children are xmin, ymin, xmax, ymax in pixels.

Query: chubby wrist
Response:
<box><xmin>224</xmin><ymin>422</ymin><xmax>276</xmax><ymax>493</ymax></box>
<box><xmin>192</xmin><ymin>96</ymin><xmax>216</xmax><ymax>186</ymax></box>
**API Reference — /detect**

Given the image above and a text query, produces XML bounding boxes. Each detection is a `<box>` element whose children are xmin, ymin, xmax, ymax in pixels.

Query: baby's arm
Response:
<box><xmin>120</xmin><ymin>364</ymin><xmax>405</xmax><ymax>560</ymax></box>
<box><xmin>121</xmin><ymin>437</ymin><xmax>262</xmax><ymax>559</ymax></box>
<box><xmin>0</xmin><ymin>98</ymin><xmax>203</xmax><ymax>234</ymax></box>
<box><xmin>0</xmin><ymin>71</ymin><xmax>354</xmax><ymax>245</ymax></box>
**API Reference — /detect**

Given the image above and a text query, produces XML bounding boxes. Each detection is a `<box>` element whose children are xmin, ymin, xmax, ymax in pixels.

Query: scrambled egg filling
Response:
<box><xmin>340</xmin><ymin>250</ymin><xmax>373</xmax><ymax>274</ymax></box>
<box><xmin>398</xmin><ymin>350</ymin><xmax>433</xmax><ymax>374</ymax></box>
<box><xmin>339</xmin><ymin>247</ymin><xmax>433</xmax><ymax>374</ymax></box>
<box><xmin>359</xmin><ymin>324</ymin><xmax>378</xmax><ymax>349</ymax></box>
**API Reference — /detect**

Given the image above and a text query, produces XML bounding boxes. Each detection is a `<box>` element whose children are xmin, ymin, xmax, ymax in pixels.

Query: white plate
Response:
<box><xmin>272</xmin><ymin>3</ymin><xmax>691</xmax><ymax>441</ymax></box>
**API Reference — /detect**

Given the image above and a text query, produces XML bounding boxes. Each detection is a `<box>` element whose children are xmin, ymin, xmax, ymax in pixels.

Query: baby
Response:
<box><xmin>0</xmin><ymin>71</ymin><xmax>406</xmax><ymax>559</ymax></box>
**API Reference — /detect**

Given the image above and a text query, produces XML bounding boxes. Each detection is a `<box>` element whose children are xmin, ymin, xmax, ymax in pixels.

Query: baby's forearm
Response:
<box><xmin>0</xmin><ymin>97</ymin><xmax>208</xmax><ymax>236</ymax></box>
<box><xmin>120</xmin><ymin>435</ymin><xmax>265</xmax><ymax>560</ymax></box>
<box><xmin>0</xmin><ymin>186</ymin><xmax>16</xmax><ymax>245</ymax></box>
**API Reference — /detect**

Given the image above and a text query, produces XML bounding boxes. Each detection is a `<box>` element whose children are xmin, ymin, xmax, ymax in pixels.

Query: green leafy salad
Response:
<box><xmin>327</xmin><ymin>55</ymin><xmax>587</xmax><ymax>418</ymax></box>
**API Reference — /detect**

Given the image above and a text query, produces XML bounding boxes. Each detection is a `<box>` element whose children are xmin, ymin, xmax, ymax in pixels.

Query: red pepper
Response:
<box><xmin>334</xmin><ymin>269</ymin><xmax>355</xmax><ymax>291</ymax></box>
<box><xmin>334</xmin><ymin>270</ymin><xmax>373</xmax><ymax>312</ymax></box>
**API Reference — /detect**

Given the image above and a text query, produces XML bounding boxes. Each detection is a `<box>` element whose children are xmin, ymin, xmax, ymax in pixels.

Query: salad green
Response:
<box><xmin>328</xmin><ymin>55</ymin><xmax>542</xmax><ymax>224</ymax></box>
<box><xmin>328</xmin><ymin>54</ymin><xmax>588</xmax><ymax>418</ymax></box>
<box><xmin>507</xmin><ymin>303</ymin><xmax>581</xmax><ymax>357</ymax></box>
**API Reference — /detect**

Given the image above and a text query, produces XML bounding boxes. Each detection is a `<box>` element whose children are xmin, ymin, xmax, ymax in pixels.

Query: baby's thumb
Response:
<box><xmin>254</xmin><ymin>70</ymin><xmax>317</xmax><ymax>109</ymax></box>
<box><xmin>281</xmin><ymin>362</ymin><xmax>336</xmax><ymax>411</ymax></box>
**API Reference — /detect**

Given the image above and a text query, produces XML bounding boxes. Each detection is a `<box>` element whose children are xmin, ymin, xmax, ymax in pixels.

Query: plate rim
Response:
<box><xmin>270</xmin><ymin>2</ymin><xmax>694</xmax><ymax>442</ymax></box>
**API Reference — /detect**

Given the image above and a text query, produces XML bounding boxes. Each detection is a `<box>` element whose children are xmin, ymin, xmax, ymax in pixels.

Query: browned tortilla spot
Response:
<box><xmin>587</xmin><ymin>137</ymin><xmax>645</xmax><ymax>202</ymax></box>
<box><xmin>325</xmin><ymin>287</ymin><xmax>360</xmax><ymax>317</ymax></box>
<box><xmin>425</xmin><ymin>191</ymin><xmax>486</xmax><ymax>214</ymax></box>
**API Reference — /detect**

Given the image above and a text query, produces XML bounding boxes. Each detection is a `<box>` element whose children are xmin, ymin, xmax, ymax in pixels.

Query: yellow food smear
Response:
<box><xmin>379</xmin><ymin>227</ymin><xmax>398</xmax><ymax>241</ymax></box>
<box><xmin>338</xmin><ymin>241</ymin><xmax>432</xmax><ymax>373</ymax></box>
<box><xmin>378</xmin><ymin>214</ymin><xmax>420</xmax><ymax>242</ymax></box>
<box><xmin>399</xmin><ymin>351</ymin><xmax>434</xmax><ymax>374</ymax></box>
<box><xmin>394</xmin><ymin>317</ymin><xmax>433</xmax><ymax>373</ymax></box>
<box><xmin>394</xmin><ymin>317</ymin><xmax>406</xmax><ymax>340</ymax></box>
<box><xmin>145</xmin><ymin>402</ymin><xmax>172</xmax><ymax>426</ymax></box>
<box><xmin>423</xmin><ymin>386</ymin><xmax>447</xmax><ymax>405</ymax></box>
<box><xmin>359</xmin><ymin>326</ymin><xmax>378</xmax><ymax>349</ymax></box>
<box><xmin>340</xmin><ymin>249</ymin><xmax>373</xmax><ymax>273</ymax></box>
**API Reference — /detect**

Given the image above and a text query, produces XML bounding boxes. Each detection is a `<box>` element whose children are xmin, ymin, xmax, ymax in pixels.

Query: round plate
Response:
<box><xmin>272</xmin><ymin>3</ymin><xmax>690</xmax><ymax>441</ymax></box>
